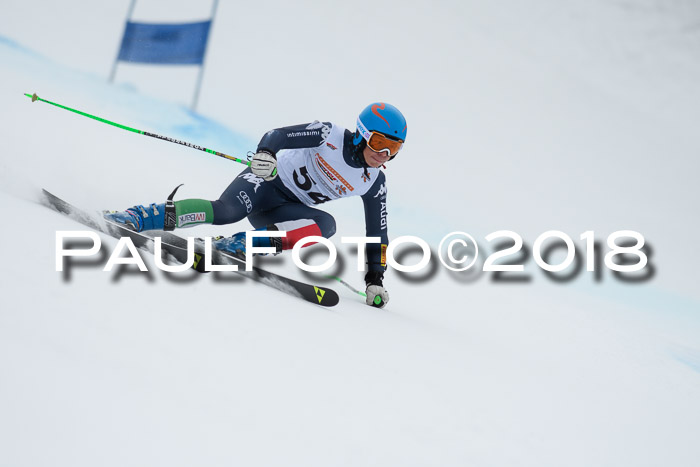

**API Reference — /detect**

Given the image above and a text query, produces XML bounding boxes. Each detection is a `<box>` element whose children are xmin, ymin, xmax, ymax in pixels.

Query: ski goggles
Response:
<box><xmin>357</xmin><ymin>118</ymin><xmax>404</xmax><ymax>156</ymax></box>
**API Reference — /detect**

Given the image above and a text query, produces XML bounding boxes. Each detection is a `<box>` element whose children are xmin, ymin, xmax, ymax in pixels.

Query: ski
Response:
<box><xmin>41</xmin><ymin>189</ymin><xmax>339</xmax><ymax>307</ymax></box>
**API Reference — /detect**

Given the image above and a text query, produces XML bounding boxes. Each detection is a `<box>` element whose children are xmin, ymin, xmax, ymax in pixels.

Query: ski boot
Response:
<box><xmin>104</xmin><ymin>203</ymin><xmax>166</xmax><ymax>232</ymax></box>
<box><xmin>213</xmin><ymin>226</ymin><xmax>283</xmax><ymax>258</ymax></box>
<box><xmin>104</xmin><ymin>185</ymin><xmax>187</xmax><ymax>232</ymax></box>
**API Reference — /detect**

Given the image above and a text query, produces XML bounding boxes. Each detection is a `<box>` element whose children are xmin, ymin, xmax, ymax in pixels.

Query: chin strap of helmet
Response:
<box><xmin>351</xmin><ymin>135</ymin><xmax>372</xmax><ymax>179</ymax></box>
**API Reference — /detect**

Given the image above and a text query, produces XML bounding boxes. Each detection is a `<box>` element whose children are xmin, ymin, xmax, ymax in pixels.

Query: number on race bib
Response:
<box><xmin>293</xmin><ymin>166</ymin><xmax>314</xmax><ymax>191</ymax></box>
<box><xmin>293</xmin><ymin>166</ymin><xmax>331</xmax><ymax>205</ymax></box>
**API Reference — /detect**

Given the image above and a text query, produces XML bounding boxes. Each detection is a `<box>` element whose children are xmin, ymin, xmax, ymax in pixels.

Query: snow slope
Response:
<box><xmin>1</xmin><ymin>1</ymin><xmax>700</xmax><ymax>466</ymax></box>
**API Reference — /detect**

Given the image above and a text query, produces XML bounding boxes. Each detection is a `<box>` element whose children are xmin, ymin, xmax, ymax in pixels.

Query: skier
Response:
<box><xmin>106</xmin><ymin>102</ymin><xmax>406</xmax><ymax>308</ymax></box>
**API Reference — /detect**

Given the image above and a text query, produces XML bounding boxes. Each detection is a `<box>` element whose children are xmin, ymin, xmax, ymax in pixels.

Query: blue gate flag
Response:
<box><xmin>117</xmin><ymin>21</ymin><xmax>212</xmax><ymax>65</ymax></box>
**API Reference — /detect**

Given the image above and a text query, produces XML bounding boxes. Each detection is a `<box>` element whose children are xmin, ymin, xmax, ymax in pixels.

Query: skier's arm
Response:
<box><xmin>251</xmin><ymin>122</ymin><xmax>332</xmax><ymax>181</ymax></box>
<box><xmin>257</xmin><ymin>121</ymin><xmax>332</xmax><ymax>154</ymax></box>
<box><xmin>361</xmin><ymin>173</ymin><xmax>390</xmax><ymax>308</ymax></box>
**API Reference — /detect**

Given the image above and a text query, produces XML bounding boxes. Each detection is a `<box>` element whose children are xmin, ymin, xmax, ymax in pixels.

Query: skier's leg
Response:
<box><xmin>212</xmin><ymin>179</ymin><xmax>336</xmax><ymax>256</ymax></box>
<box><xmin>105</xmin><ymin>169</ymin><xmax>273</xmax><ymax>232</ymax></box>
<box><xmin>209</xmin><ymin>170</ymin><xmax>269</xmax><ymax>225</ymax></box>
<box><xmin>213</xmin><ymin>203</ymin><xmax>336</xmax><ymax>256</ymax></box>
<box><xmin>247</xmin><ymin>203</ymin><xmax>337</xmax><ymax>250</ymax></box>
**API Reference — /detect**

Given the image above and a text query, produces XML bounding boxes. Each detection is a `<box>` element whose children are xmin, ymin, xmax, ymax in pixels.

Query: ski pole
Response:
<box><xmin>326</xmin><ymin>275</ymin><xmax>367</xmax><ymax>298</ymax></box>
<box><xmin>328</xmin><ymin>276</ymin><xmax>386</xmax><ymax>306</ymax></box>
<box><xmin>24</xmin><ymin>92</ymin><xmax>251</xmax><ymax>167</ymax></box>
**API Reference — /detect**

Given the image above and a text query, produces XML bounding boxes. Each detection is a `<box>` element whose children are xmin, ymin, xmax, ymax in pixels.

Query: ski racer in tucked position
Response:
<box><xmin>106</xmin><ymin>102</ymin><xmax>406</xmax><ymax>308</ymax></box>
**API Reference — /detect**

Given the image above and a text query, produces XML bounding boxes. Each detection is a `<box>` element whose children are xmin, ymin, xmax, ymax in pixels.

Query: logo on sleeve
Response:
<box><xmin>178</xmin><ymin>212</ymin><xmax>206</xmax><ymax>227</ymax></box>
<box><xmin>305</xmin><ymin>121</ymin><xmax>332</xmax><ymax>142</ymax></box>
<box><xmin>373</xmin><ymin>183</ymin><xmax>387</xmax><ymax>198</ymax></box>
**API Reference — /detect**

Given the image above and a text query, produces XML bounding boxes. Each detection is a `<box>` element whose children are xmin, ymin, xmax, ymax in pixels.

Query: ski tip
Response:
<box><xmin>25</xmin><ymin>92</ymin><xmax>38</xmax><ymax>102</ymax></box>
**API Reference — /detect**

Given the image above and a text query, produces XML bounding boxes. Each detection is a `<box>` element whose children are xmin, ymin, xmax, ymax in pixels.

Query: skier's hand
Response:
<box><xmin>365</xmin><ymin>271</ymin><xmax>389</xmax><ymax>308</ymax></box>
<box><xmin>366</xmin><ymin>285</ymin><xmax>389</xmax><ymax>308</ymax></box>
<box><xmin>251</xmin><ymin>151</ymin><xmax>278</xmax><ymax>181</ymax></box>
